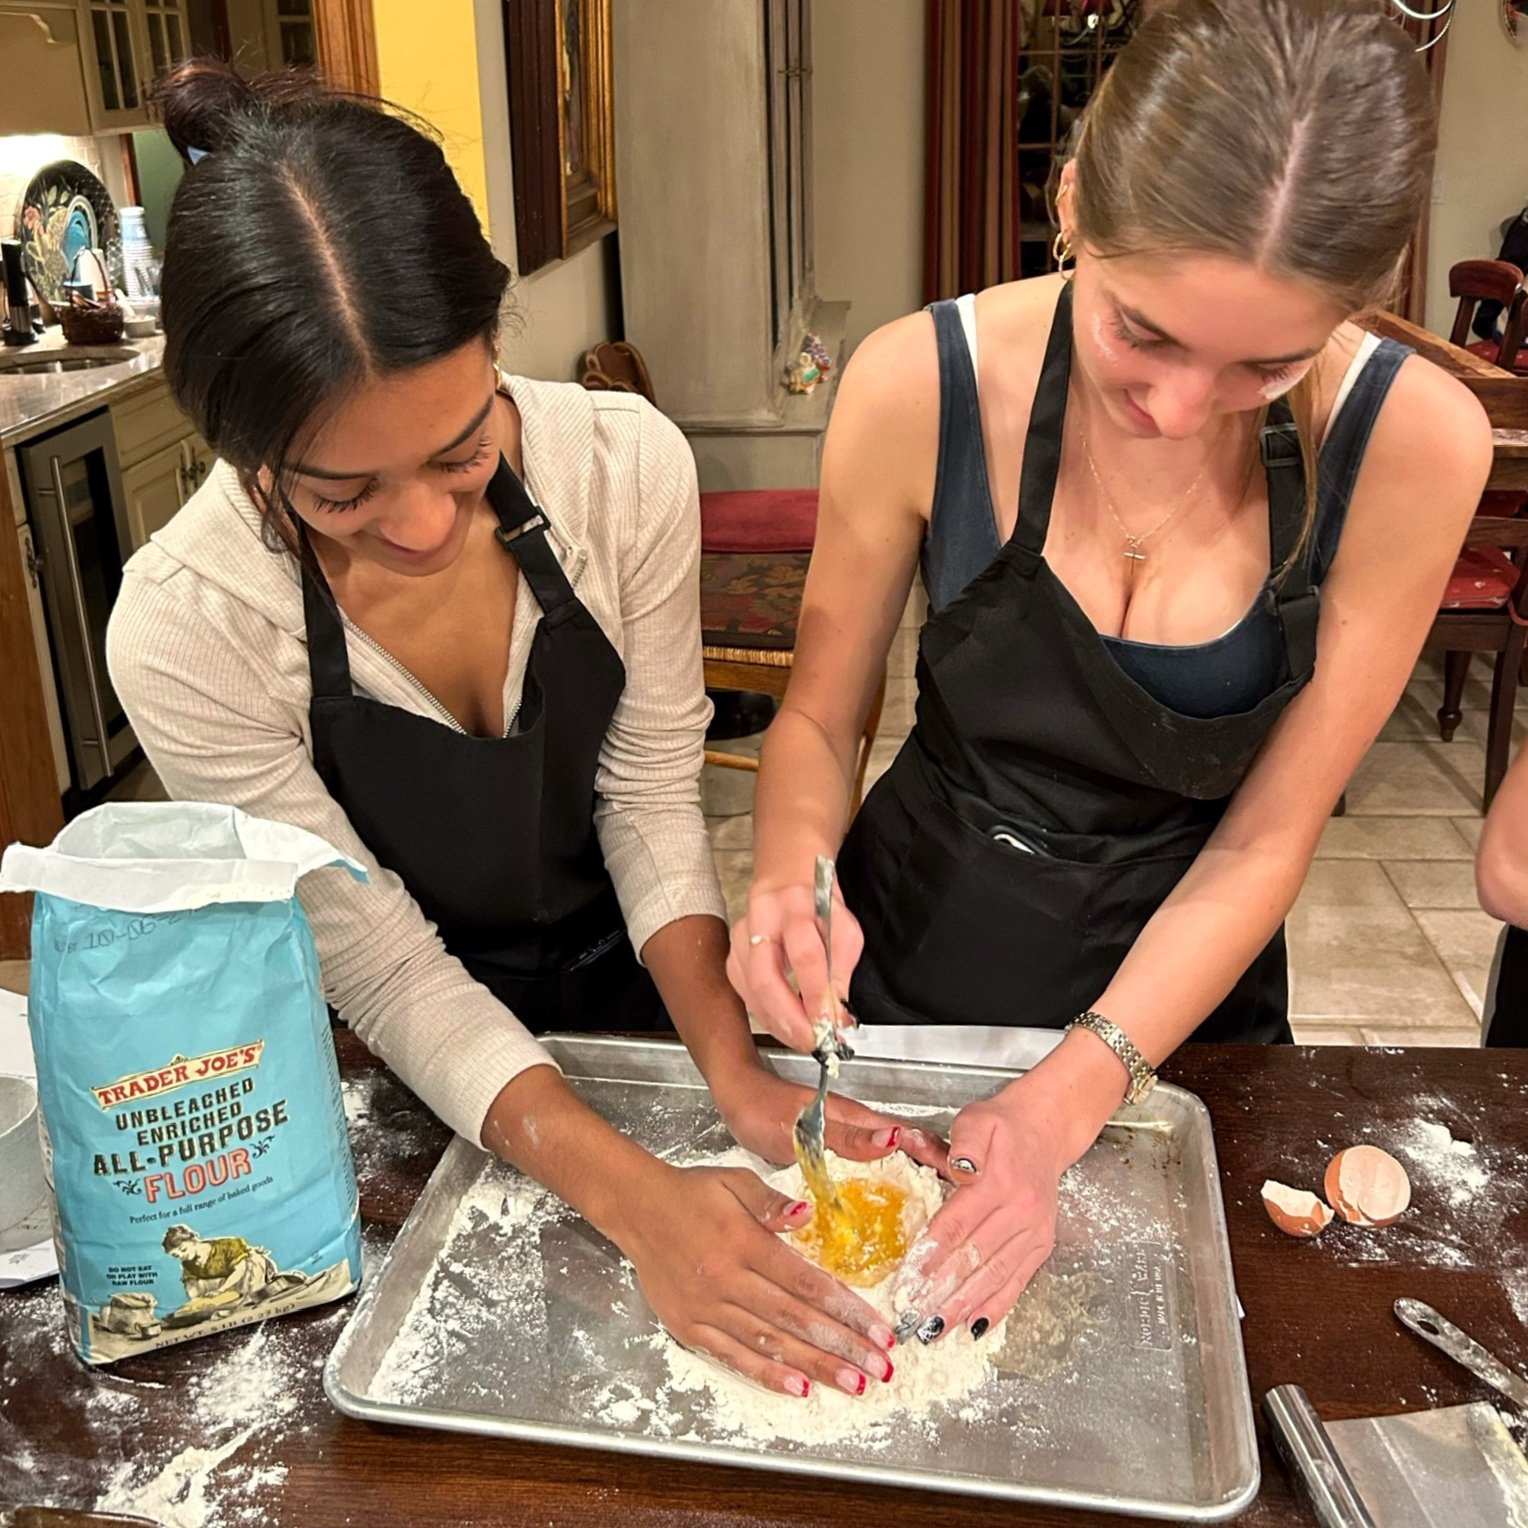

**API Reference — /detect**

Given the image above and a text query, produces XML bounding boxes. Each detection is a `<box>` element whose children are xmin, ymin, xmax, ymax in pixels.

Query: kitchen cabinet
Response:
<box><xmin>183</xmin><ymin>431</ymin><xmax>214</xmax><ymax>494</ymax></box>
<box><xmin>111</xmin><ymin>374</ymin><xmax>212</xmax><ymax>547</ymax></box>
<box><xmin>0</xmin><ymin>5</ymin><xmax>94</xmax><ymax>136</ymax></box>
<box><xmin>121</xmin><ymin>435</ymin><xmax>188</xmax><ymax>546</ymax></box>
<box><xmin>0</xmin><ymin>0</ymin><xmax>189</xmax><ymax>135</ymax></box>
<box><xmin>80</xmin><ymin>0</ymin><xmax>190</xmax><ymax>131</ymax></box>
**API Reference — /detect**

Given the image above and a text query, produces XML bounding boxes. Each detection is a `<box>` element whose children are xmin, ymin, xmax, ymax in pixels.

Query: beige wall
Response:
<box><xmin>1426</xmin><ymin>8</ymin><xmax>1528</xmax><ymax>334</ymax></box>
<box><xmin>474</xmin><ymin>0</ymin><xmax>615</xmax><ymax>382</ymax></box>
<box><xmin>811</xmin><ymin>0</ymin><xmax>926</xmax><ymax>354</ymax></box>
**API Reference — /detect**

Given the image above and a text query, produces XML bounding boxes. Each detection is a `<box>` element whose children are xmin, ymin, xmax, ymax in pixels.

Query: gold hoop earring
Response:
<box><xmin>1052</xmin><ymin>231</ymin><xmax>1075</xmax><ymax>276</ymax></box>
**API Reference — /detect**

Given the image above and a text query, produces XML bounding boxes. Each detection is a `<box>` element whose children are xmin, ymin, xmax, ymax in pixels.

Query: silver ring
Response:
<box><xmin>950</xmin><ymin>1156</ymin><xmax>979</xmax><ymax>1175</ymax></box>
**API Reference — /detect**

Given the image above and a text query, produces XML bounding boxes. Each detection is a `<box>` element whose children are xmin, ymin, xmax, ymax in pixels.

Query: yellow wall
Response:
<box><xmin>371</xmin><ymin>0</ymin><xmax>490</xmax><ymax>226</ymax></box>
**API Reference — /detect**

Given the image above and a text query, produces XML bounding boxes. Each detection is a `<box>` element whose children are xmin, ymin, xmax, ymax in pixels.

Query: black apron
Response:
<box><xmin>839</xmin><ymin>282</ymin><xmax>1315</xmax><ymax>1043</ymax></box>
<box><xmin>302</xmin><ymin>456</ymin><xmax>667</xmax><ymax>1034</ymax></box>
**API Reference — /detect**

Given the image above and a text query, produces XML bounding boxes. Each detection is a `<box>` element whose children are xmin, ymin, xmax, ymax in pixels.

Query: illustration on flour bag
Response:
<box><xmin>0</xmin><ymin>801</ymin><xmax>366</xmax><ymax>1364</ymax></box>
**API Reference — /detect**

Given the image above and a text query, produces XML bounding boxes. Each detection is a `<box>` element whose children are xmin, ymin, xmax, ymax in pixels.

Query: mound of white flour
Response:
<box><xmin>653</xmin><ymin>1150</ymin><xmax>1007</xmax><ymax>1446</ymax></box>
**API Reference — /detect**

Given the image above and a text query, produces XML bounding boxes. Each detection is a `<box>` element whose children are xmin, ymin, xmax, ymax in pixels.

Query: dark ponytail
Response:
<box><xmin>156</xmin><ymin>59</ymin><xmax>511</xmax><ymax>548</ymax></box>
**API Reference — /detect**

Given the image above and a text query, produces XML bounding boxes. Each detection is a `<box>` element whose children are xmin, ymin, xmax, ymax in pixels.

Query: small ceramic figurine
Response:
<box><xmin>784</xmin><ymin>351</ymin><xmax>821</xmax><ymax>394</ymax></box>
<box><xmin>803</xmin><ymin>332</ymin><xmax>833</xmax><ymax>374</ymax></box>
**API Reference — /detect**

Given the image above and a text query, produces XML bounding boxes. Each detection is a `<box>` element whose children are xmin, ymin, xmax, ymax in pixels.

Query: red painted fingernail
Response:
<box><xmin>870</xmin><ymin>1321</ymin><xmax>897</xmax><ymax>1350</ymax></box>
<box><xmin>784</xmin><ymin>1374</ymin><xmax>809</xmax><ymax>1398</ymax></box>
<box><xmin>787</xmin><ymin>1200</ymin><xmax>810</xmax><ymax>1216</ymax></box>
<box><xmin>881</xmin><ymin>1357</ymin><xmax>895</xmax><ymax>1382</ymax></box>
<box><xmin>835</xmin><ymin>1367</ymin><xmax>866</xmax><ymax>1397</ymax></box>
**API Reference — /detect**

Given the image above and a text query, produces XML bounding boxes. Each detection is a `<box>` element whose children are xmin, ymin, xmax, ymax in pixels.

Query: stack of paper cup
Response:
<box><xmin>119</xmin><ymin>205</ymin><xmax>158</xmax><ymax>303</ymax></box>
<box><xmin>0</xmin><ymin>1074</ymin><xmax>46</xmax><ymax>1235</ymax></box>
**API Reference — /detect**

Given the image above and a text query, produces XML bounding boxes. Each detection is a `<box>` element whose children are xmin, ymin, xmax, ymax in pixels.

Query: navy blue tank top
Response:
<box><xmin>921</xmin><ymin>297</ymin><xmax>1411</xmax><ymax>718</ymax></box>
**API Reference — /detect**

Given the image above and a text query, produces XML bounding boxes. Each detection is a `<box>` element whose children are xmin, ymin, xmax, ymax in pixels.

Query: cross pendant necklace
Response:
<box><xmin>1081</xmin><ymin>435</ymin><xmax>1209</xmax><ymax>579</ymax></box>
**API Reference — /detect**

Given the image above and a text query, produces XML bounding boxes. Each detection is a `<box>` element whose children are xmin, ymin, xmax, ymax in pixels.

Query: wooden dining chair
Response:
<box><xmin>580</xmin><ymin>342</ymin><xmax>887</xmax><ymax>816</ymax></box>
<box><xmin>1449</xmin><ymin>259</ymin><xmax>1528</xmax><ymax>376</ymax></box>
<box><xmin>1428</xmin><ymin>514</ymin><xmax>1528</xmax><ymax>811</ymax></box>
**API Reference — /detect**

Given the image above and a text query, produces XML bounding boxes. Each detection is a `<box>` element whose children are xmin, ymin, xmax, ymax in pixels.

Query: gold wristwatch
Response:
<box><xmin>1067</xmin><ymin>1010</ymin><xmax>1158</xmax><ymax>1105</ymax></box>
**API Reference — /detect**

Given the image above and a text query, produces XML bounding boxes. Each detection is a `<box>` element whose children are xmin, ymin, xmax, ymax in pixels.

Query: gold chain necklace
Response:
<box><xmin>1080</xmin><ymin>434</ymin><xmax>1210</xmax><ymax>578</ymax></box>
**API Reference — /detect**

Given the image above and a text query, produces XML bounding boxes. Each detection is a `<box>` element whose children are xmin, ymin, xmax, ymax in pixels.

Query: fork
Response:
<box><xmin>792</xmin><ymin>856</ymin><xmax>855</xmax><ymax>1212</ymax></box>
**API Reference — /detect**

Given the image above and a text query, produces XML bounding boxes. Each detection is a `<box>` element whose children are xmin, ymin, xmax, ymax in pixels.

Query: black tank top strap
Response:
<box><xmin>925</xmin><ymin>300</ymin><xmax>1003</xmax><ymax>601</ymax></box>
<box><xmin>1310</xmin><ymin>337</ymin><xmax>1412</xmax><ymax>581</ymax></box>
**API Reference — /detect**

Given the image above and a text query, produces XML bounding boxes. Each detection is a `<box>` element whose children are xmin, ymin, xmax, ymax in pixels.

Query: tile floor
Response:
<box><xmin>0</xmin><ymin>605</ymin><xmax>1511</xmax><ymax>1047</ymax></box>
<box><xmin>703</xmin><ymin>593</ymin><xmax>1510</xmax><ymax>1049</ymax></box>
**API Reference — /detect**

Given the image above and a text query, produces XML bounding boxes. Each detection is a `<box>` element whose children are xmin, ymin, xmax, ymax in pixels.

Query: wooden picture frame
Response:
<box><xmin>504</xmin><ymin>0</ymin><xmax>617</xmax><ymax>275</ymax></box>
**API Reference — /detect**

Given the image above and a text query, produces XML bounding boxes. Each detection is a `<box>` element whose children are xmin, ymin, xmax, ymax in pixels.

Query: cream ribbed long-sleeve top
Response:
<box><xmin>107</xmin><ymin>376</ymin><xmax>725</xmax><ymax>1145</ymax></box>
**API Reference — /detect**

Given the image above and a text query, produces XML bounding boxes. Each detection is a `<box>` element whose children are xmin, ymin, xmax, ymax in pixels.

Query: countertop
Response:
<box><xmin>0</xmin><ymin>330</ymin><xmax>166</xmax><ymax>449</ymax></box>
<box><xmin>3</xmin><ymin>1036</ymin><xmax>1525</xmax><ymax>1527</ymax></box>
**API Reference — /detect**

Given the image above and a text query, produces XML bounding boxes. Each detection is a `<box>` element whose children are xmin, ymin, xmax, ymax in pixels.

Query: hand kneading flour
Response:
<box><xmin>657</xmin><ymin>1149</ymin><xmax>1006</xmax><ymax>1446</ymax></box>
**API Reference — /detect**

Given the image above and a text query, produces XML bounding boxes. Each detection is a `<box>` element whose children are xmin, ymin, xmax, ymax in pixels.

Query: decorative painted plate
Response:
<box><xmin>16</xmin><ymin>160</ymin><xmax>123</xmax><ymax>308</ymax></box>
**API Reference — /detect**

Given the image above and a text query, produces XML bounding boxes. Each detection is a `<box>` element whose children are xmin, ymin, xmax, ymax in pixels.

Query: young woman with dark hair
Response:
<box><xmin>107</xmin><ymin>60</ymin><xmax>930</xmax><ymax>1400</ymax></box>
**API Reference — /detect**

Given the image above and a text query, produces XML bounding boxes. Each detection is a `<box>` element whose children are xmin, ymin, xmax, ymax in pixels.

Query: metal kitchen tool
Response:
<box><xmin>1394</xmin><ymin>1297</ymin><xmax>1528</xmax><ymax>1409</ymax></box>
<box><xmin>327</xmin><ymin>1036</ymin><xmax>1259</xmax><ymax>1519</ymax></box>
<box><xmin>790</xmin><ymin>855</ymin><xmax>853</xmax><ymax>1214</ymax></box>
<box><xmin>1265</xmin><ymin>1383</ymin><xmax>1528</xmax><ymax>1528</ymax></box>
<box><xmin>1</xmin><ymin>1508</ymin><xmax>164</xmax><ymax>1527</ymax></box>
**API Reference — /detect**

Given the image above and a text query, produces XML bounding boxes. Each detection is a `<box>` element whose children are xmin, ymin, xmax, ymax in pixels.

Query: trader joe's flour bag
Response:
<box><xmin>0</xmin><ymin>802</ymin><xmax>365</xmax><ymax>1364</ymax></box>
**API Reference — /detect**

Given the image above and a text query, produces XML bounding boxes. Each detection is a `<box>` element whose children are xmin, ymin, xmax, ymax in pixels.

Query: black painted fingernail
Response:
<box><xmin>950</xmin><ymin>1156</ymin><xmax>978</xmax><ymax>1175</ymax></box>
<box><xmin>915</xmin><ymin>1315</ymin><xmax>945</xmax><ymax>1345</ymax></box>
<box><xmin>970</xmin><ymin>1317</ymin><xmax>990</xmax><ymax>1340</ymax></box>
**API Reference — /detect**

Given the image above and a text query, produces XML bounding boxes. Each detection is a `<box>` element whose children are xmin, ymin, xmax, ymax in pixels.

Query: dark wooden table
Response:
<box><xmin>1359</xmin><ymin>307</ymin><xmax>1528</xmax><ymax>491</ymax></box>
<box><xmin>4</xmin><ymin>1037</ymin><xmax>1526</xmax><ymax>1527</ymax></box>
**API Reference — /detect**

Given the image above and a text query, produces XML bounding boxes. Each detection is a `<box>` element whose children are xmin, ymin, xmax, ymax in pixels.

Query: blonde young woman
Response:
<box><xmin>730</xmin><ymin>0</ymin><xmax>1492</xmax><ymax>1344</ymax></box>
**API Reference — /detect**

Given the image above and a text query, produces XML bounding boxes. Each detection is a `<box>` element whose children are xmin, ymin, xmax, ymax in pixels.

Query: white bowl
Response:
<box><xmin>0</xmin><ymin>1074</ymin><xmax>47</xmax><ymax>1232</ymax></box>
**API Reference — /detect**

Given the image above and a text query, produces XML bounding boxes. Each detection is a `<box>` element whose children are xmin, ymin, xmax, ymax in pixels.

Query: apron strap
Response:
<box><xmin>1260</xmin><ymin>401</ymin><xmax>1319</xmax><ymax>678</ymax></box>
<box><xmin>486</xmin><ymin>457</ymin><xmax>579</xmax><ymax>616</ymax></box>
<box><xmin>299</xmin><ymin>545</ymin><xmax>356</xmax><ymax>701</ymax></box>
<box><xmin>1010</xmin><ymin>281</ymin><xmax>1076</xmax><ymax>569</ymax></box>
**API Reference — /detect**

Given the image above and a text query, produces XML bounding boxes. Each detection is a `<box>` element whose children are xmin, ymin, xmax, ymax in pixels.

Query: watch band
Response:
<box><xmin>1067</xmin><ymin>1010</ymin><xmax>1158</xmax><ymax>1105</ymax></box>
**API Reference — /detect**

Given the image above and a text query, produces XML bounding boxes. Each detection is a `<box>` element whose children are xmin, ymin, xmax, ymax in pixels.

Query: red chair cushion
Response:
<box><xmin>1442</xmin><ymin>546</ymin><xmax>1518</xmax><ymax>610</ymax></box>
<box><xmin>699</xmin><ymin>489</ymin><xmax>818</xmax><ymax>553</ymax></box>
<box><xmin>1465</xmin><ymin>338</ymin><xmax>1528</xmax><ymax>375</ymax></box>
<box><xmin>1480</xmin><ymin>490</ymin><xmax>1528</xmax><ymax>516</ymax></box>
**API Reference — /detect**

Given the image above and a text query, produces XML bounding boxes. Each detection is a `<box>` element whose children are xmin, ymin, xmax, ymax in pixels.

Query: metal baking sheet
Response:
<box><xmin>325</xmin><ymin>1037</ymin><xmax>1258</xmax><ymax>1520</ymax></box>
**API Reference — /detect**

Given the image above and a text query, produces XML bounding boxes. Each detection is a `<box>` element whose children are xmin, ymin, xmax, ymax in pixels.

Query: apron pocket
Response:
<box><xmin>885</xmin><ymin>788</ymin><xmax>1094</xmax><ymax>1027</ymax></box>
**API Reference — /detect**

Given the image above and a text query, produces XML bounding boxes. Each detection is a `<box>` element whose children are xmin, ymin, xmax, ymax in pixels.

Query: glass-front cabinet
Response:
<box><xmin>80</xmin><ymin>0</ymin><xmax>190</xmax><ymax>130</ymax></box>
<box><xmin>140</xmin><ymin>0</ymin><xmax>187</xmax><ymax>86</ymax></box>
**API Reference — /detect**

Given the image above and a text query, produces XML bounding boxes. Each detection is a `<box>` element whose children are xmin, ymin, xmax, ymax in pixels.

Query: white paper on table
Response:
<box><xmin>0</xmin><ymin>987</ymin><xmax>35</xmax><ymax>1080</ymax></box>
<box><xmin>0</xmin><ymin>987</ymin><xmax>57</xmax><ymax>1288</ymax></box>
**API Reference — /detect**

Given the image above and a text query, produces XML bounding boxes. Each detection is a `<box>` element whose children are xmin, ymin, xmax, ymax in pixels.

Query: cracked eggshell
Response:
<box><xmin>1261</xmin><ymin>1179</ymin><xmax>1334</xmax><ymax>1238</ymax></box>
<box><xmin>1324</xmin><ymin>1144</ymin><xmax>1411</xmax><ymax>1227</ymax></box>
